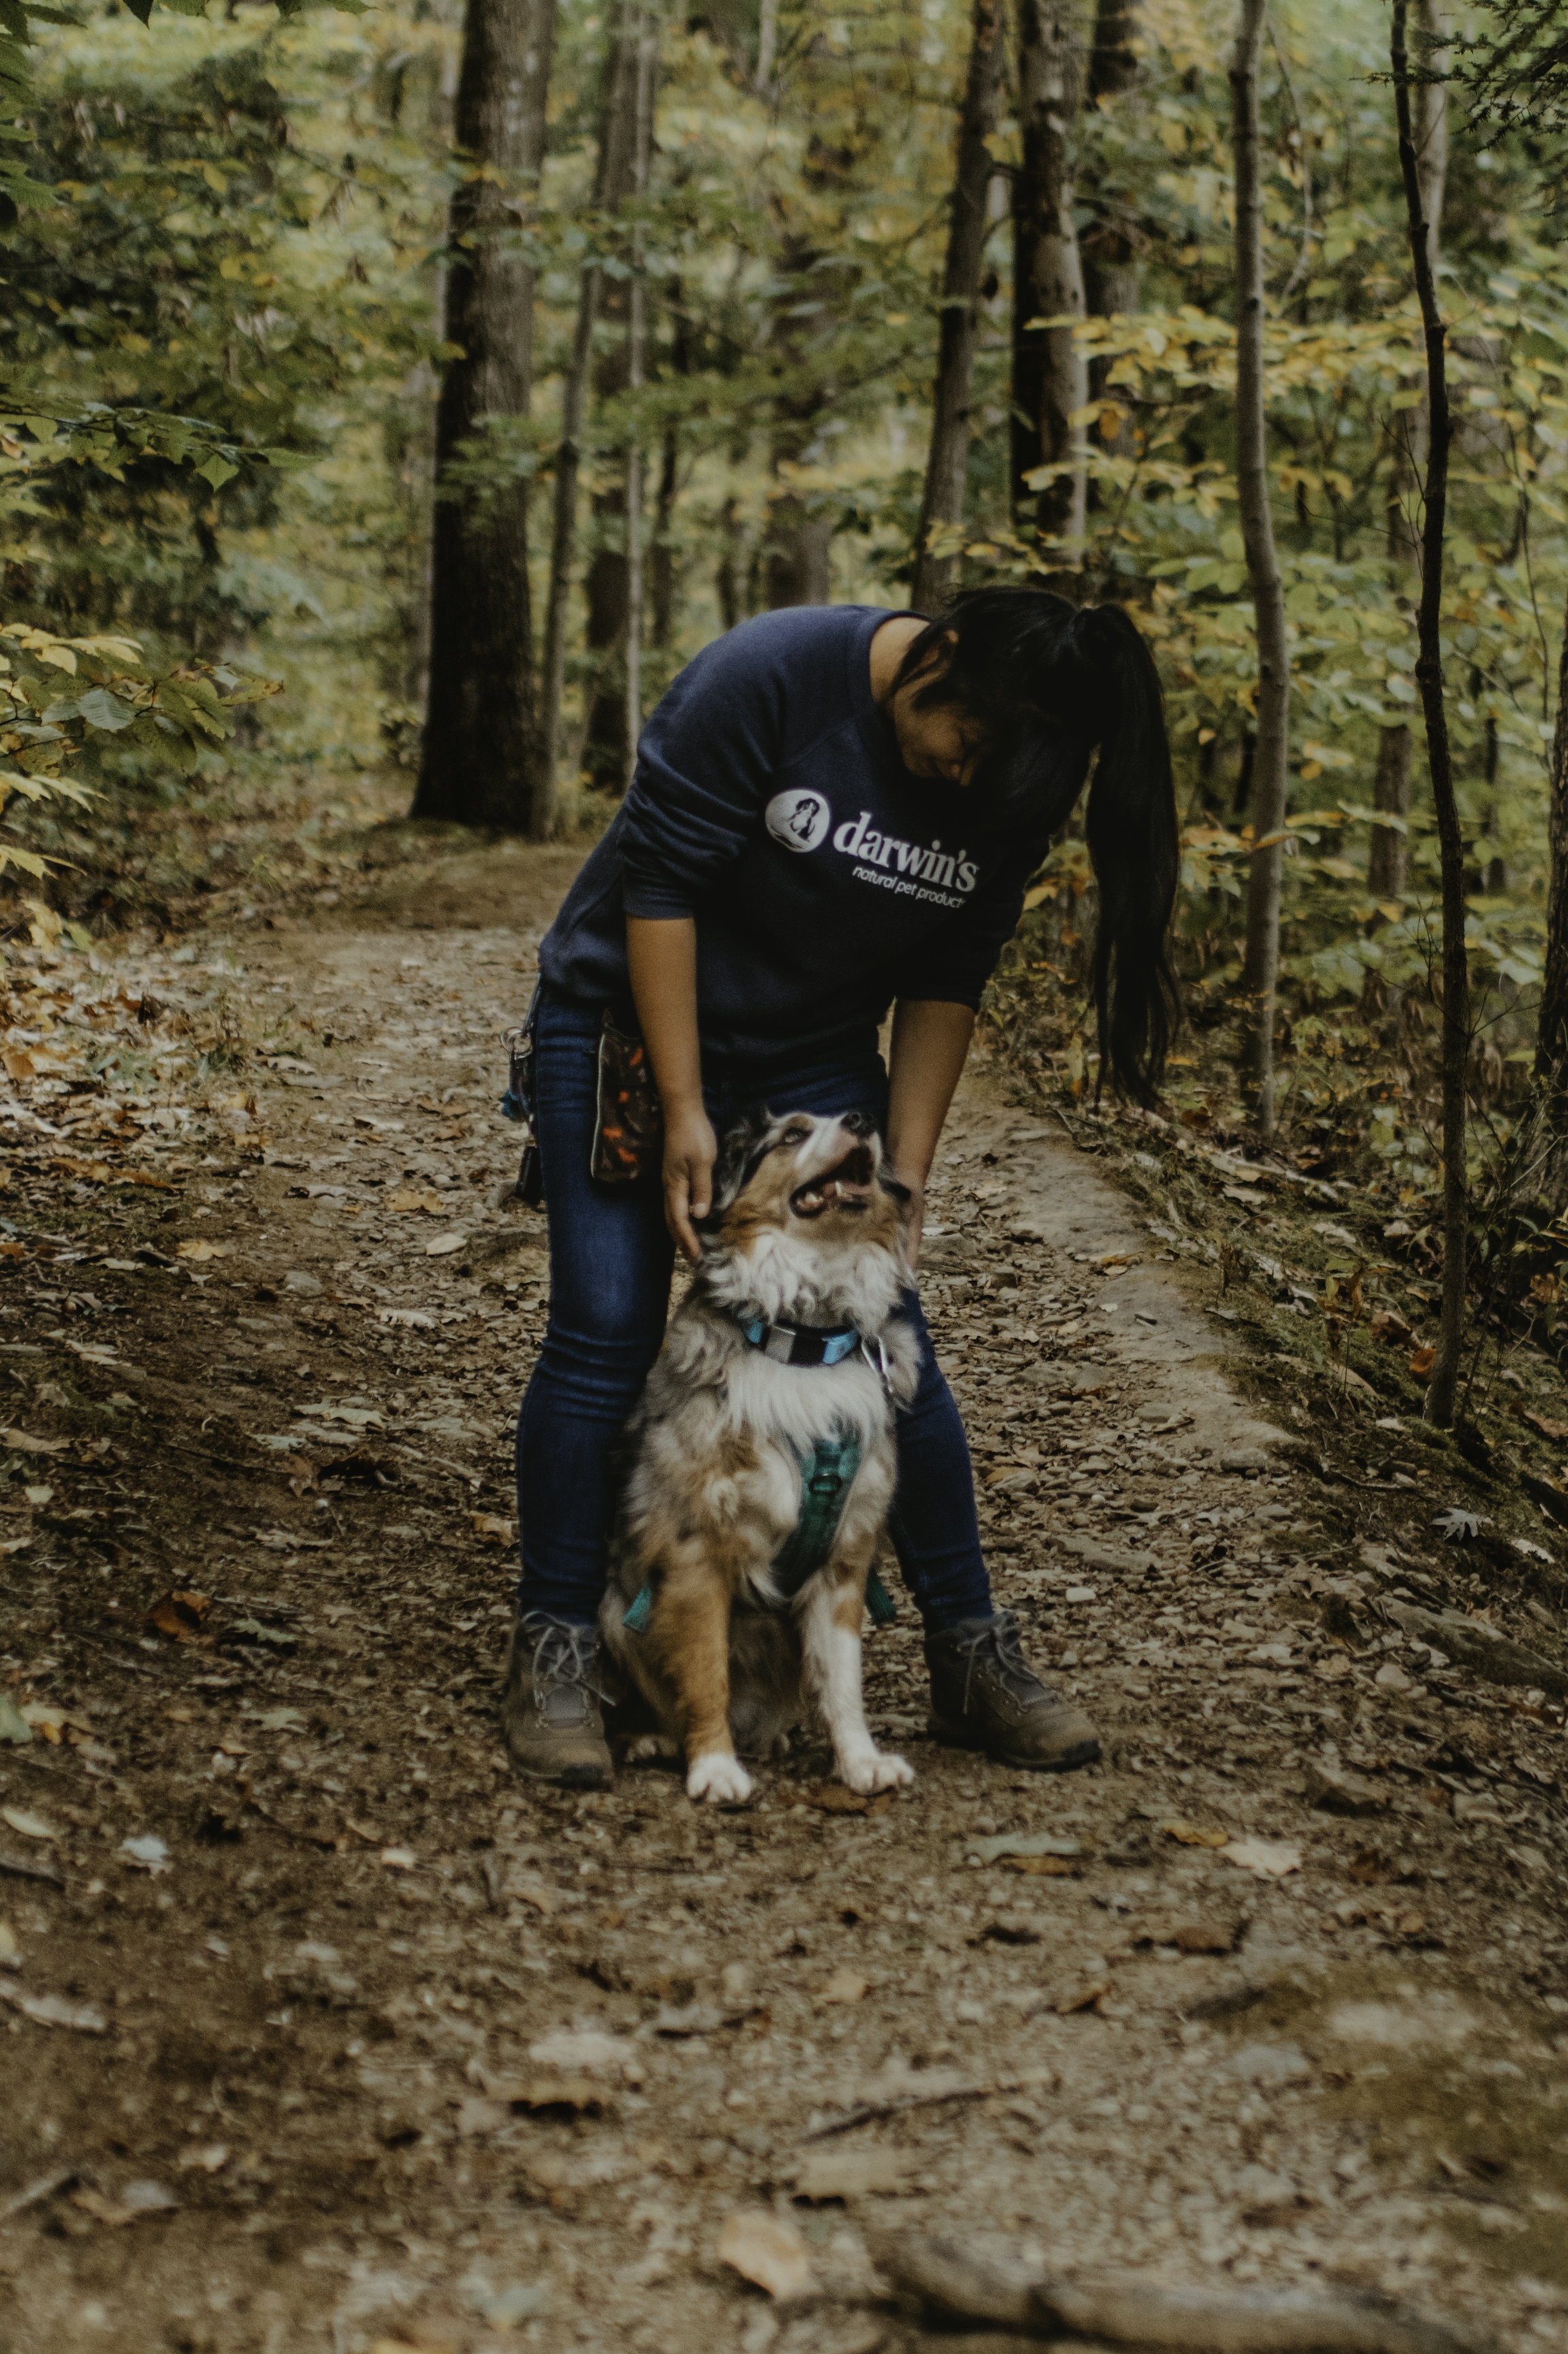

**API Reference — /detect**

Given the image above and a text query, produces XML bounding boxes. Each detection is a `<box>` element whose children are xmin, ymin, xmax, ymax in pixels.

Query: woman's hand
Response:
<box><xmin>663</xmin><ymin>1101</ymin><xmax>718</xmax><ymax>1266</ymax></box>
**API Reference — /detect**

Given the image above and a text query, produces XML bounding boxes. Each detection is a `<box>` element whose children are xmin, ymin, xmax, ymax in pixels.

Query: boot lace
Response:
<box><xmin>523</xmin><ymin>1614</ymin><xmax>606</xmax><ymax>1710</ymax></box>
<box><xmin>952</xmin><ymin>1609</ymin><xmax>1050</xmax><ymax>1714</ymax></box>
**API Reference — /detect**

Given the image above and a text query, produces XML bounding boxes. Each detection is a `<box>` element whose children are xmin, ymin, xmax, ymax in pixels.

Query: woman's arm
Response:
<box><xmin>627</xmin><ymin>914</ymin><xmax>716</xmax><ymax>1266</ymax></box>
<box><xmin>886</xmin><ymin>999</ymin><xmax>976</xmax><ymax>1271</ymax></box>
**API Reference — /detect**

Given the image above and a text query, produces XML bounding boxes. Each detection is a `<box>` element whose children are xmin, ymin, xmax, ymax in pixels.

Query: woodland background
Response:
<box><xmin>3</xmin><ymin>0</ymin><xmax>1568</xmax><ymax>1367</ymax></box>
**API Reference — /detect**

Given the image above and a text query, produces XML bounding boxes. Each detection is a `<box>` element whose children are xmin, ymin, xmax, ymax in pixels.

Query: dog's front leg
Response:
<box><xmin>649</xmin><ymin>1556</ymin><xmax>753</xmax><ymax>1806</ymax></box>
<box><xmin>801</xmin><ymin>1568</ymin><xmax>914</xmax><ymax>1795</ymax></box>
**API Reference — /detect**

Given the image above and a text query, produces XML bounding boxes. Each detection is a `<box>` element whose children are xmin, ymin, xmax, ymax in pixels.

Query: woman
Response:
<box><xmin>505</xmin><ymin>586</ymin><xmax>1179</xmax><ymax>1788</ymax></box>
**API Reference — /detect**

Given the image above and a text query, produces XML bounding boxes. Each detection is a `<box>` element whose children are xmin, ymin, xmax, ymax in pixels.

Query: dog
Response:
<box><xmin>599</xmin><ymin>1108</ymin><xmax>920</xmax><ymax>1806</ymax></box>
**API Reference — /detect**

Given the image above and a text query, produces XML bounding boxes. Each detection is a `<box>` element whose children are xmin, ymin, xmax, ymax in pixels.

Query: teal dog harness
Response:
<box><xmin>622</xmin><ymin>1429</ymin><xmax>897</xmax><ymax>1634</ymax></box>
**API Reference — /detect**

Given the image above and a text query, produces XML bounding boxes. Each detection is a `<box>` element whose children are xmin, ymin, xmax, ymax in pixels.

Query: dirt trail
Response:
<box><xmin>2</xmin><ymin>842</ymin><xmax>1566</xmax><ymax>2354</ymax></box>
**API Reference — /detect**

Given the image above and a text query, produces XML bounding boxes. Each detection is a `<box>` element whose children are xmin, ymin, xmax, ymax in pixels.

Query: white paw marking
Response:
<box><xmin>624</xmin><ymin>1734</ymin><xmax>680</xmax><ymax>1763</ymax></box>
<box><xmin>840</xmin><ymin>1749</ymin><xmax>914</xmax><ymax>1795</ymax></box>
<box><xmin>686</xmin><ymin>1751</ymin><xmax>754</xmax><ymax>1806</ymax></box>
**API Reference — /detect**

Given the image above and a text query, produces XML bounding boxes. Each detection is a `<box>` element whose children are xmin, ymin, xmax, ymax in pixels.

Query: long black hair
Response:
<box><xmin>893</xmin><ymin>585</ymin><xmax>1180</xmax><ymax>1106</ymax></box>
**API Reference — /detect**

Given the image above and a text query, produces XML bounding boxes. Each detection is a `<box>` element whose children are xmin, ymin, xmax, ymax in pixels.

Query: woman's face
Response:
<box><xmin>889</xmin><ymin>674</ymin><xmax>990</xmax><ymax>787</ymax></box>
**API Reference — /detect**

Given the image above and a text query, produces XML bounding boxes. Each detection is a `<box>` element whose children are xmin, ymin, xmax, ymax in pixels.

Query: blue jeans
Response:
<box><xmin>514</xmin><ymin>987</ymin><xmax>993</xmax><ymax>1634</ymax></box>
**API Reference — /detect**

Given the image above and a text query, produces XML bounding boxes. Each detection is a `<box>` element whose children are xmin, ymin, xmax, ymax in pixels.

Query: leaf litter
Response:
<box><xmin>0</xmin><ymin>852</ymin><xmax>1554</xmax><ymax>2354</ymax></box>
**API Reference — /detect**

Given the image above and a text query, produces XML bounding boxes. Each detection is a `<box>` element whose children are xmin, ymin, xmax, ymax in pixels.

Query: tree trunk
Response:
<box><xmin>1367</xmin><ymin>721</ymin><xmax>1410</xmax><ymax>899</ymax></box>
<box><xmin>621</xmin><ymin>13</ymin><xmax>656</xmax><ymax>792</ymax></box>
<box><xmin>1392</xmin><ymin>0</ymin><xmax>1465</xmax><ymax>1431</ymax></box>
<box><xmin>1012</xmin><ymin>0</ymin><xmax>1087</xmax><ymax>550</ymax></box>
<box><xmin>1231</xmin><ymin>0</ymin><xmax>1292</xmax><ymax>1135</ymax></box>
<box><xmin>539</xmin><ymin>1</ymin><xmax>641</xmax><ymax>818</ymax></box>
<box><xmin>651</xmin><ymin>282</ymin><xmax>692</xmax><ymax>653</ymax></box>
<box><xmin>1370</xmin><ymin>0</ymin><xmax>1446</xmax><ymax>899</ymax></box>
<box><xmin>578</xmin><ymin>4</ymin><xmax>649</xmax><ymax>795</ymax></box>
<box><xmin>910</xmin><ymin>0</ymin><xmax>1006</xmax><ymax>615</ymax></box>
<box><xmin>412</xmin><ymin>0</ymin><xmax>557</xmax><ymax>832</ymax></box>
<box><xmin>1082</xmin><ymin>0</ymin><xmax>1141</xmax><ymax>481</ymax></box>
<box><xmin>1537</xmin><ymin>600</ymin><xmax>1568</xmax><ymax>1093</ymax></box>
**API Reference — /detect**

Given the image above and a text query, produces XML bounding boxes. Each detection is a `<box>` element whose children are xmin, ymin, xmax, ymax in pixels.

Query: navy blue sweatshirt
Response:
<box><xmin>539</xmin><ymin>604</ymin><xmax>1091</xmax><ymax>1066</ymax></box>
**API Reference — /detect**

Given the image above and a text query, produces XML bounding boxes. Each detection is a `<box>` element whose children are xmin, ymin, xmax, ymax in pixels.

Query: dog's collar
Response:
<box><xmin>737</xmin><ymin>1314</ymin><xmax>861</xmax><ymax>1368</ymax></box>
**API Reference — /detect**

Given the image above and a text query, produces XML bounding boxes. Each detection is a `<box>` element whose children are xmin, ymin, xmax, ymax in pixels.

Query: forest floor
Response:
<box><xmin>2</xmin><ymin>830</ymin><xmax>1568</xmax><ymax>2354</ymax></box>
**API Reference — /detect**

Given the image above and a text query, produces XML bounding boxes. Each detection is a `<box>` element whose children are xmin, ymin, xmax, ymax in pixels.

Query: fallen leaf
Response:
<box><xmin>1368</xmin><ymin>1308</ymin><xmax>1414</xmax><ymax>1346</ymax></box>
<box><xmin>0</xmin><ymin>1807</ymin><xmax>56</xmax><ymax>1842</ymax></box>
<box><xmin>717</xmin><ymin>2208</ymin><xmax>814</xmax><ymax>2300</ymax></box>
<box><xmin>1056</xmin><ymin>1978</ymin><xmax>1111</xmax><ymax>2015</ymax></box>
<box><xmin>175</xmin><ymin>2144</ymin><xmax>229</xmax><ymax>2173</ymax></box>
<box><xmin>0</xmin><ymin>1694</ymin><xmax>31</xmax><ymax>1744</ymax></box>
<box><xmin>971</xmin><ymin>1831</ymin><xmax>1085</xmax><ymax>1865</ymax></box>
<box><xmin>380</xmin><ymin>1846</ymin><xmax>417</xmax><ymax>1870</ymax></box>
<box><xmin>424</xmin><ymin>1231</ymin><xmax>467</xmax><ymax>1257</ymax></box>
<box><xmin>1222</xmin><ymin>1837</ymin><xmax>1303</xmax><ymax>1878</ymax></box>
<box><xmin>526</xmin><ymin>2027</ymin><xmax>639</xmax><ymax>2078</ymax></box>
<box><xmin>999</xmin><ymin>1853</ymin><xmax>1080</xmax><ymax>1877</ymax></box>
<box><xmin>793</xmin><ymin>2147</ymin><xmax>912</xmax><ymax>2201</ymax></box>
<box><xmin>508</xmin><ymin>1878</ymin><xmax>557</xmax><ymax>1917</ymax></box>
<box><xmin>801</xmin><ymin>1782</ymin><xmax>895</xmax><ymax>1815</ymax></box>
<box><xmin>1433</xmin><ymin>1506</ymin><xmax>1486</xmax><ymax>1541</ymax></box>
<box><xmin>818</xmin><ymin>1969</ymin><xmax>869</xmax><ymax>2005</ymax></box>
<box><xmin>388</xmin><ymin>1189</ymin><xmax>444</xmax><ymax>1215</ymax></box>
<box><xmin>1169</xmin><ymin>1921</ymin><xmax>1237</xmax><ymax>1955</ymax></box>
<box><xmin>1163</xmin><ymin>1820</ymin><xmax>1229</xmax><ymax>1849</ymax></box>
<box><xmin>1522</xmin><ymin>1411</ymin><xmax>1568</xmax><ymax>1442</ymax></box>
<box><xmin>3</xmin><ymin>1989</ymin><xmax>107</xmax><ymax>2033</ymax></box>
<box><xmin>144</xmin><ymin>1589</ymin><xmax>212</xmax><ymax>1642</ymax></box>
<box><xmin>120</xmin><ymin>1834</ymin><xmax>171</xmax><ymax>1874</ymax></box>
<box><xmin>1409</xmin><ymin>1346</ymin><xmax>1436</xmax><ymax>1378</ymax></box>
<box><xmin>471</xmin><ymin>1512</ymin><xmax>516</xmax><ymax>1546</ymax></box>
<box><xmin>0</xmin><ymin>1428</ymin><xmax>69</xmax><ymax>1457</ymax></box>
<box><xmin>174</xmin><ymin>1238</ymin><xmax>230</xmax><ymax>1261</ymax></box>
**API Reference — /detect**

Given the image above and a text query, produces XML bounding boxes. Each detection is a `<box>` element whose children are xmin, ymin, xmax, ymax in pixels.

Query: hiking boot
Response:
<box><xmin>502</xmin><ymin>1613</ymin><xmax>612</xmax><ymax>1788</ymax></box>
<box><xmin>925</xmin><ymin>1608</ymin><xmax>1101</xmax><ymax>1772</ymax></box>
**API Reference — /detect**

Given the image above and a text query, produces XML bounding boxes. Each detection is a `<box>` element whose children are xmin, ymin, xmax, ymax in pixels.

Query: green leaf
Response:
<box><xmin>76</xmin><ymin>685</ymin><xmax>133</xmax><ymax>730</ymax></box>
<box><xmin>194</xmin><ymin>453</ymin><xmax>238</xmax><ymax>490</ymax></box>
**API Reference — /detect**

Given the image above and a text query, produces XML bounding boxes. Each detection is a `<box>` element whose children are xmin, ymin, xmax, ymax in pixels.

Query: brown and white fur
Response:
<box><xmin>600</xmin><ymin>1109</ymin><xmax>920</xmax><ymax>1806</ymax></box>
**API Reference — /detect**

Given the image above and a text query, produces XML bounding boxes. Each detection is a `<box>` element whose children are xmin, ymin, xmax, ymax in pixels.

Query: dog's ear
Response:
<box><xmin>705</xmin><ymin>1106</ymin><xmax>776</xmax><ymax>1225</ymax></box>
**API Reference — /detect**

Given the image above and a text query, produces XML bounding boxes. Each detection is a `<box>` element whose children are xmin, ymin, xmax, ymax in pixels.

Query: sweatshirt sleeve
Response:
<box><xmin>618</xmin><ymin>621</ymin><xmax>793</xmax><ymax>919</ymax></box>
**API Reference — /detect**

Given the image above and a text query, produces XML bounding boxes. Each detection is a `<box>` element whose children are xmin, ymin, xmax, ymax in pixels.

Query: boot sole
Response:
<box><xmin>927</xmin><ymin>1714</ymin><xmax>1101</xmax><ymax>1773</ymax></box>
<box><xmin>510</xmin><ymin>1754</ymin><xmax>612</xmax><ymax>1789</ymax></box>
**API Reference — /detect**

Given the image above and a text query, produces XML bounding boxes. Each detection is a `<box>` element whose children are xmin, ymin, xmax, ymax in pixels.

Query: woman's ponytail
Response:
<box><xmin>1074</xmin><ymin>605</ymin><xmax>1180</xmax><ymax>1106</ymax></box>
<box><xmin>899</xmin><ymin>586</ymin><xmax>1180</xmax><ymax>1105</ymax></box>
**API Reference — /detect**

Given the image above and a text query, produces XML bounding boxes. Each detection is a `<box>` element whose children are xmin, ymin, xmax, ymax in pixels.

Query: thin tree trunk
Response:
<box><xmin>580</xmin><ymin>4</ymin><xmax>648</xmax><ymax>794</ymax></box>
<box><xmin>911</xmin><ymin>0</ymin><xmax>1006</xmax><ymax>615</ymax></box>
<box><xmin>621</xmin><ymin>13</ymin><xmax>656</xmax><ymax>790</ymax></box>
<box><xmin>1231</xmin><ymin>0</ymin><xmax>1291</xmax><ymax>1135</ymax></box>
<box><xmin>412</xmin><ymin>0</ymin><xmax>557</xmax><ymax>832</ymax></box>
<box><xmin>539</xmin><ymin>1</ymin><xmax>639</xmax><ymax>818</ymax></box>
<box><xmin>1370</xmin><ymin>0</ymin><xmax>1445</xmax><ymax>899</ymax></box>
<box><xmin>1392</xmin><ymin>0</ymin><xmax>1465</xmax><ymax>1430</ymax></box>
<box><xmin>1012</xmin><ymin>0</ymin><xmax>1087</xmax><ymax>550</ymax></box>
<box><xmin>651</xmin><ymin>282</ymin><xmax>691</xmax><ymax>652</ymax></box>
<box><xmin>1083</xmin><ymin>0</ymin><xmax>1141</xmax><ymax>476</ymax></box>
<box><xmin>1536</xmin><ymin>600</ymin><xmax>1568</xmax><ymax>1093</ymax></box>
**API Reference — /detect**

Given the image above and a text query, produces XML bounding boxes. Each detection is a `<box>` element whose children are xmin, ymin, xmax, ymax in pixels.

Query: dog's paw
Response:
<box><xmin>840</xmin><ymin>1749</ymin><xmax>914</xmax><ymax>1795</ymax></box>
<box><xmin>686</xmin><ymin>1751</ymin><xmax>754</xmax><ymax>1806</ymax></box>
<box><xmin>624</xmin><ymin>1734</ymin><xmax>680</xmax><ymax>1764</ymax></box>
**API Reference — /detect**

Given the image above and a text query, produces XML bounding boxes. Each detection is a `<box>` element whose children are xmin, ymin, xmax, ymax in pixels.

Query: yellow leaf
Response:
<box><xmin>36</xmin><ymin>644</ymin><xmax>76</xmax><ymax>674</ymax></box>
<box><xmin>174</xmin><ymin>1238</ymin><xmax>231</xmax><ymax>1261</ymax></box>
<box><xmin>202</xmin><ymin>163</ymin><xmax>228</xmax><ymax>195</ymax></box>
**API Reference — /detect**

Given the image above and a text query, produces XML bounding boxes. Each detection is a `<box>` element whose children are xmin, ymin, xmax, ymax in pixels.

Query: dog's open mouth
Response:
<box><xmin>790</xmin><ymin>1143</ymin><xmax>875</xmax><ymax>1220</ymax></box>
